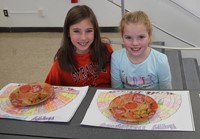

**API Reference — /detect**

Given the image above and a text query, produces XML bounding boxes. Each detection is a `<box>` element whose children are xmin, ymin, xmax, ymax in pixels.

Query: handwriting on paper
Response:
<box><xmin>31</xmin><ymin>116</ymin><xmax>54</xmax><ymax>121</ymax></box>
<box><xmin>152</xmin><ymin>123</ymin><xmax>177</xmax><ymax>130</ymax></box>
<box><xmin>100</xmin><ymin>123</ymin><xmax>146</xmax><ymax>130</ymax></box>
<box><xmin>100</xmin><ymin>122</ymin><xmax>177</xmax><ymax>130</ymax></box>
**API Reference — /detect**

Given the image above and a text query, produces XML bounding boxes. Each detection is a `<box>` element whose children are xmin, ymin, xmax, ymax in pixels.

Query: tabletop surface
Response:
<box><xmin>0</xmin><ymin>87</ymin><xmax>200</xmax><ymax>139</ymax></box>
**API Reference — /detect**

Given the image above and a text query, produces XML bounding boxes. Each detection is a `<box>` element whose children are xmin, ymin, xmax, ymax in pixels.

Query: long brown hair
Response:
<box><xmin>55</xmin><ymin>5</ymin><xmax>110</xmax><ymax>72</ymax></box>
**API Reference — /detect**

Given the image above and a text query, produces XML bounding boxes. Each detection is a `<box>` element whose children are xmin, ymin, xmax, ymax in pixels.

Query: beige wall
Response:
<box><xmin>0</xmin><ymin>0</ymin><xmax>200</xmax><ymax>48</ymax></box>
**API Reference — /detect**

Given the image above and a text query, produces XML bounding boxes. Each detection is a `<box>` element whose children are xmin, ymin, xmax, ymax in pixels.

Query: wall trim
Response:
<box><xmin>0</xmin><ymin>27</ymin><xmax>118</xmax><ymax>32</ymax></box>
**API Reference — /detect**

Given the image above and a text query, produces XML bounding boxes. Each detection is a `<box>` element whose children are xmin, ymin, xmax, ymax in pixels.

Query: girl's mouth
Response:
<box><xmin>78</xmin><ymin>42</ymin><xmax>88</xmax><ymax>46</ymax></box>
<box><xmin>131</xmin><ymin>47</ymin><xmax>141</xmax><ymax>52</ymax></box>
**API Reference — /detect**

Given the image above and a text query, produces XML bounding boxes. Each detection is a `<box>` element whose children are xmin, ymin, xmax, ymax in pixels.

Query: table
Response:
<box><xmin>0</xmin><ymin>88</ymin><xmax>200</xmax><ymax>139</ymax></box>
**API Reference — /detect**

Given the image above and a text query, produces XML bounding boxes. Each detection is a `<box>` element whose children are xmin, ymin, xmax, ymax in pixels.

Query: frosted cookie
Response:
<box><xmin>109</xmin><ymin>93</ymin><xmax>158</xmax><ymax>123</ymax></box>
<box><xmin>9</xmin><ymin>83</ymin><xmax>54</xmax><ymax>107</ymax></box>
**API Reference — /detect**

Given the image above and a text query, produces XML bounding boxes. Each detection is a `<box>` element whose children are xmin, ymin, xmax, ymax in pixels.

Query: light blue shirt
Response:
<box><xmin>111</xmin><ymin>48</ymin><xmax>172</xmax><ymax>89</ymax></box>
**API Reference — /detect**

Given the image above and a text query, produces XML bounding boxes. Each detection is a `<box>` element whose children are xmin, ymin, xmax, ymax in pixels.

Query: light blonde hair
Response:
<box><xmin>119</xmin><ymin>11</ymin><xmax>153</xmax><ymax>43</ymax></box>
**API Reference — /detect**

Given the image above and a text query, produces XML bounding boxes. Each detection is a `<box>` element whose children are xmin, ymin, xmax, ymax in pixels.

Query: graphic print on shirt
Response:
<box><xmin>72</xmin><ymin>63</ymin><xmax>106</xmax><ymax>86</ymax></box>
<box><xmin>121</xmin><ymin>71</ymin><xmax>157</xmax><ymax>88</ymax></box>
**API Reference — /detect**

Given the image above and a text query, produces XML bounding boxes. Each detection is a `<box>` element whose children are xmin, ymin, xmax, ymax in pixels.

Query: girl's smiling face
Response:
<box><xmin>69</xmin><ymin>18</ymin><xmax>94</xmax><ymax>54</ymax></box>
<box><xmin>122</xmin><ymin>23</ymin><xmax>151</xmax><ymax>63</ymax></box>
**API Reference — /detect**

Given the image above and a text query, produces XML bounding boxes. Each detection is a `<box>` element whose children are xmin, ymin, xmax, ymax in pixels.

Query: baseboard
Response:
<box><xmin>0</xmin><ymin>27</ymin><xmax>118</xmax><ymax>33</ymax></box>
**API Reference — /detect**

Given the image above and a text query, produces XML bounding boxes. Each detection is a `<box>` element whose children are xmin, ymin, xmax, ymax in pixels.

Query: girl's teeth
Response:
<box><xmin>79</xmin><ymin>42</ymin><xmax>87</xmax><ymax>46</ymax></box>
<box><xmin>132</xmin><ymin>48</ymin><xmax>140</xmax><ymax>50</ymax></box>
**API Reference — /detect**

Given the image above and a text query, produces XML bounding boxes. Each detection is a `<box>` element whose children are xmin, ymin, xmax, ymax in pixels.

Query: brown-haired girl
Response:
<box><xmin>45</xmin><ymin>5</ymin><xmax>113</xmax><ymax>87</ymax></box>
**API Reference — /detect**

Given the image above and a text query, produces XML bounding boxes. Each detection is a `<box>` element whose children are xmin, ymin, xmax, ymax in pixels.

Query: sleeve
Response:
<box><xmin>105</xmin><ymin>43</ymin><xmax>113</xmax><ymax>54</ymax></box>
<box><xmin>157</xmin><ymin>54</ymin><xmax>172</xmax><ymax>89</ymax></box>
<box><xmin>45</xmin><ymin>60</ymin><xmax>62</xmax><ymax>86</ymax></box>
<box><xmin>111</xmin><ymin>51</ymin><xmax>124</xmax><ymax>88</ymax></box>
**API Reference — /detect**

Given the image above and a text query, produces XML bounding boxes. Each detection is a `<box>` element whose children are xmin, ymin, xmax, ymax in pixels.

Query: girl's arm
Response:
<box><xmin>111</xmin><ymin>51</ymin><xmax>124</xmax><ymax>88</ymax></box>
<box><xmin>157</xmin><ymin>55</ymin><xmax>172</xmax><ymax>89</ymax></box>
<box><xmin>45</xmin><ymin>60</ymin><xmax>63</xmax><ymax>86</ymax></box>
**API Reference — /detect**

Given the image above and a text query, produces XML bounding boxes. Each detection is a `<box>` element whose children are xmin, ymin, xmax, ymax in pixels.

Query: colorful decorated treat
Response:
<box><xmin>109</xmin><ymin>93</ymin><xmax>158</xmax><ymax>123</ymax></box>
<box><xmin>9</xmin><ymin>83</ymin><xmax>54</xmax><ymax>107</ymax></box>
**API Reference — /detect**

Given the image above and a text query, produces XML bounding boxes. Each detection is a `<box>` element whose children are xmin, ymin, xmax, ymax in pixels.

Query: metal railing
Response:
<box><xmin>168</xmin><ymin>0</ymin><xmax>200</xmax><ymax>20</ymax></box>
<box><xmin>107</xmin><ymin>0</ymin><xmax>199</xmax><ymax>48</ymax></box>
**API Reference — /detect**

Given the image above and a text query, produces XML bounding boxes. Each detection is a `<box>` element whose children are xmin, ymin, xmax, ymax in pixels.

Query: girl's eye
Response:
<box><xmin>86</xmin><ymin>29</ymin><xmax>94</xmax><ymax>33</ymax></box>
<box><xmin>124</xmin><ymin>36</ymin><xmax>132</xmax><ymax>40</ymax></box>
<box><xmin>73</xmin><ymin>30</ymin><xmax>80</xmax><ymax>33</ymax></box>
<box><xmin>139</xmin><ymin>35</ymin><xmax>145</xmax><ymax>39</ymax></box>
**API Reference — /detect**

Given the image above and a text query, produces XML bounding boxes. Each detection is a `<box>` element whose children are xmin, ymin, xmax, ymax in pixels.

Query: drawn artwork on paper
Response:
<box><xmin>81</xmin><ymin>89</ymin><xmax>194</xmax><ymax>131</ymax></box>
<box><xmin>0</xmin><ymin>85</ymin><xmax>78</xmax><ymax>116</ymax></box>
<box><xmin>97</xmin><ymin>90</ymin><xmax>182</xmax><ymax>124</ymax></box>
<box><xmin>0</xmin><ymin>83</ymin><xmax>88</xmax><ymax>122</ymax></box>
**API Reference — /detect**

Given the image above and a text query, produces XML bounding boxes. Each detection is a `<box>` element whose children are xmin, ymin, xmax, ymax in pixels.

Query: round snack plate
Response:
<box><xmin>109</xmin><ymin>93</ymin><xmax>158</xmax><ymax>123</ymax></box>
<box><xmin>9</xmin><ymin>82</ymin><xmax>54</xmax><ymax>107</ymax></box>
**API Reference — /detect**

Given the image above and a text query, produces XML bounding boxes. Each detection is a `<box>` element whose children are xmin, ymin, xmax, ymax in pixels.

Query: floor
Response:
<box><xmin>0</xmin><ymin>32</ymin><xmax>122</xmax><ymax>89</ymax></box>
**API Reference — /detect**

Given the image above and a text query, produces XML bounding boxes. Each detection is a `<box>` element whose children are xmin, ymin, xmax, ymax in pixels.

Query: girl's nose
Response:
<box><xmin>132</xmin><ymin>39</ymin><xmax>139</xmax><ymax>45</ymax></box>
<box><xmin>80</xmin><ymin>33</ymin><xmax>86</xmax><ymax>40</ymax></box>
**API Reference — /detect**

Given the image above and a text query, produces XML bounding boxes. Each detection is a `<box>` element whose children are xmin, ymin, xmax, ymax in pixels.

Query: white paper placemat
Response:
<box><xmin>81</xmin><ymin>89</ymin><xmax>195</xmax><ymax>131</ymax></box>
<box><xmin>0</xmin><ymin>83</ymin><xmax>89</xmax><ymax>122</ymax></box>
